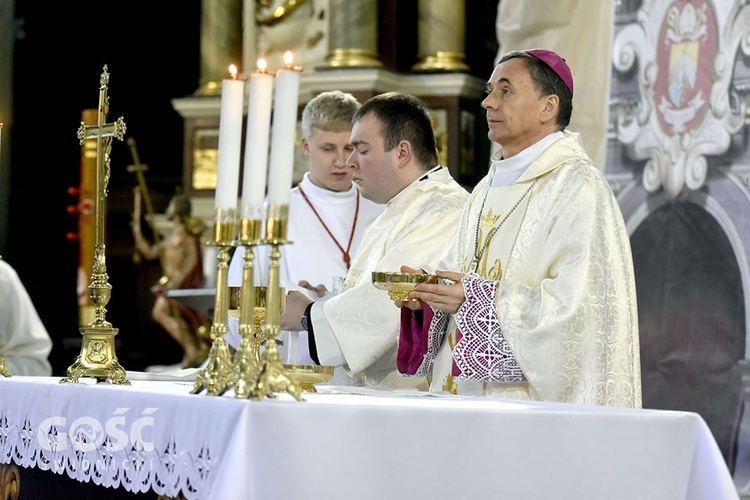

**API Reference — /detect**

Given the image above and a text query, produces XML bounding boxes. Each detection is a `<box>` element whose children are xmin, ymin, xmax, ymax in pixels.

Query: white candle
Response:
<box><xmin>214</xmin><ymin>65</ymin><xmax>245</xmax><ymax>220</ymax></box>
<box><xmin>240</xmin><ymin>59</ymin><xmax>274</xmax><ymax>220</ymax></box>
<box><xmin>267</xmin><ymin>51</ymin><xmax>301</xmax><ymax>207</ymax></box>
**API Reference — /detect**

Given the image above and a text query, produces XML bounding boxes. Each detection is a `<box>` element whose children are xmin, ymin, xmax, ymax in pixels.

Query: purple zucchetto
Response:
<box><xmin>524</xmin><ymin>49</ymin><xmax>574</xmax><ymax>97</ymax></box>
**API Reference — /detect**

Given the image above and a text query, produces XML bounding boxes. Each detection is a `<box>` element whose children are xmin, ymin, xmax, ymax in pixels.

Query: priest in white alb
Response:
<box><xmin>280</xmin><ymin>92</ymin><xmax>469</xmax><ymax>388</ymax></box>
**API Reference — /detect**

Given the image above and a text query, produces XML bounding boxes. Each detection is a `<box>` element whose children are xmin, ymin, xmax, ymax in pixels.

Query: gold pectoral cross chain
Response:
<box><xmin>469</xmin><ymin>182</ymin><xmax>534</xmax><ymax>275</ymax></box>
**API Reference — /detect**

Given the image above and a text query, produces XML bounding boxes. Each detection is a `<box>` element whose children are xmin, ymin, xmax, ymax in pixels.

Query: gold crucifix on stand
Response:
<box><xmin>61</xmin><ymin>65</ymin><xmax>129</xmax><ymax>385</ymax></box>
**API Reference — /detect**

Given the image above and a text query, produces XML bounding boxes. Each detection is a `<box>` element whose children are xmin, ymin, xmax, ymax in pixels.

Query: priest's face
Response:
<box><xmin>303</xmin><ymin>129</ymin><xmax>354</xmax><ymax>192</ymax></box>
<box><xmin>482</xmin><ymin>57</ymin><xmax>551</xmax><ymax>159</ymax></box>
<box><xmin>348</xmin><ymin>113</ymin><xmax>400</xmax><ymax>204</ymax></box>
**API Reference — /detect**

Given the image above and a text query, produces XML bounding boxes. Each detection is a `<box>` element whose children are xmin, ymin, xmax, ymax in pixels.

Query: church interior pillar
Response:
<box><xmin>412</xmin><ymin>0</ymin><xmax>469</xmax><ymax>73</ymax></box>
<box><xmin>323</xmin><ymin>0</ymin><xmax>382</xmax><ymax>68</ymax></box>
<box><xmin>197</xmin><ymin>0</ymin><xmax>244</xmax><ymax>96</ymax></box>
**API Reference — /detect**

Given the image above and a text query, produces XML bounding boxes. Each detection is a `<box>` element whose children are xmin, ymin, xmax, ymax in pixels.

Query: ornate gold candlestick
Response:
<box><xmin>232</xmin><ymin>217</ymin><xmax>263</xmax><ymax>399</ymax></box>
<box><xmin>62</xmin><ymin>65</ymin><xmax>129</xmax><ymax>385</ymax></box>
<box><xmin>0</xmin><ymin>357</ymin><xmax>11</xmax><ymax>378</ymax></box>
<box><xmin>192</xmin><ymin>217</ymin><xmax>237</xmax><ymax>395</ymax></box>
<box><xmin>247</xmin><ymin>204</ymin><xmax>303</xmax><ymax>400</ymax></box>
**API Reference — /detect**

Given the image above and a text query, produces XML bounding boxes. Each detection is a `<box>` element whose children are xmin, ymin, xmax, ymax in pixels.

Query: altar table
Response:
<box><xmin>0</xmin><ymin>376</ymin><xmax>738</xmax><ymax>499</ymax></box>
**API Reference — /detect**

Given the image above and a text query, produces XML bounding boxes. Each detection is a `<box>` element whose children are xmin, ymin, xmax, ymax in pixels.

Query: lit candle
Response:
<box><xmin>240</xmin><ymin>58</ymin><xmax>274</xmax><ymax>220</ymax></box>
<box><xmin>0</xmin><ymin>122</ymin><xmax>3</xmax><ymax>175</ymax></box>
<box><xmin>214</xmin><ymin>64</ymin><xmax>245</xmax><ymax>220</ymax></box>
<box><xmin>266</xmin><ymin>51</ymin><xmax>301</xmax><ymax>207</ymax></box>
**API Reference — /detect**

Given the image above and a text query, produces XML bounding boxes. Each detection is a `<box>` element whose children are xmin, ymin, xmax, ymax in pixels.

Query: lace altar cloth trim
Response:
<box><xmin>0</xmin><ymin>412</ymin><xmax>212</xmax><ymax>499</ymax></box>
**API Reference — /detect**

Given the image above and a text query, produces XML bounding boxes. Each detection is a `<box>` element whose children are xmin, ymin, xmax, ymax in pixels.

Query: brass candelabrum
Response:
<box><xmin>231</xmin><ymin>217</ymin><xmax>264</xmax><ymax>399</ymax></box>
<box><xmin>62</xmin><ymin>65</ymin><xmax>129</xmax><ymax>385</ymax></box>
<box><xmin>191</xmin><ymin>215</ymin><xmax>237</xmax><ymax>395</ymax></box>
<box><xmin>245</xmin><ymin>203</ymin><xmax>304</xmax><ymax>401</ymax></box>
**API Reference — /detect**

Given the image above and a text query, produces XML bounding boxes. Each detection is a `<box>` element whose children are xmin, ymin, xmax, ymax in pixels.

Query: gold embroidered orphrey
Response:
<box><xmin>62</xmin><ymin>65</ymin><xmax>129</xmax><ymax>385</ymax></box>
<box><xmin>469</xmin><ymin>182</ymin><xmax>534</xmax><ymax>276</ymax></box>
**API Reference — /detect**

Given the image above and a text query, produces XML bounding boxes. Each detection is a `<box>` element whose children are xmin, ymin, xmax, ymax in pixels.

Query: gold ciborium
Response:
<box><xmin>372</xmin><ymin>271</ymin><xmax>439</xmax><ymax>301</ymax></box>
<box><xmin>230</xmin><ymin>286</ymin><xmax>333</xmax><ymax>392</ymax></box>
<box><xmin>284</xmin><ymin>363</ymin><xmax>333</xmax><ymax>392</ymax></box>
<box><xmin>229</xmin><ymin>285</ymin><xmax>282</xmax><ymax>364</ymax></box>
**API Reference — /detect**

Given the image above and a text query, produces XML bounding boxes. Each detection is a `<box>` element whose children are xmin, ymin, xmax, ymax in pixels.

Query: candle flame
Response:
<box><xmin>257</xmin><ymin>58</ymin><xmax>268</xmax><ymax>72</ymax></box>
<box><xmin>228</xmin><ymin>64</ymin><xmax>238</xmax><ymax>78</ymax></box>
<box><xmin>283</xmin><ymin>51</ymin><xmax>294</xmax><ymax>67</ymax></box>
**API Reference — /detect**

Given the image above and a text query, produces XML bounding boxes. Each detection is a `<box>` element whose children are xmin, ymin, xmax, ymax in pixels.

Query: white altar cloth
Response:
<box><xmin>0</xmin><ymin>376</ymin><xmax>738</xmax><ymax>499</ymax></box>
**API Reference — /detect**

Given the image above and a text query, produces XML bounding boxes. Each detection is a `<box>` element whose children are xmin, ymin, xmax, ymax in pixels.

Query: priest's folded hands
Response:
<box><xmin>396</xmin><ymin>265</ymin><xmax>465</xmax><ymax>314</ymax></box>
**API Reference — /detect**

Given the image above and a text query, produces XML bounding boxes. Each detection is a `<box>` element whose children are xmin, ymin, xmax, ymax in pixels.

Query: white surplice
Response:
<box><xmin>311</xmin><ymin>167</ymin><xmax>469</xmax><ymax>388</ymax></box>
<box><xmin>0</xmin><ymin>259</ymin><xmax>53</xmax><ymax>376</ymax></box>
<box><xmin>402</xmin><ymin>132</ymin><xmax>642</xmax><ymax>407</ymax></box>
<box><xmin>226</xmin><ymin>174</ymin><xmax>383</xmax><ymax>385</ymax></box>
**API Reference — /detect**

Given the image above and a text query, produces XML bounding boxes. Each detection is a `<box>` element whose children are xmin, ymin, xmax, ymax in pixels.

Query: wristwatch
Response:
<box><xmin>301</xmin><ymin>302</ymin><xmax>314</xmax><ymax>331</ymax></box>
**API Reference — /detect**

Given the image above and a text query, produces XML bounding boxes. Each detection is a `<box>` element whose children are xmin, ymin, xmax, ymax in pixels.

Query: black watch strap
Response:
<box><xmin>301</xmin><ymin>302</ymin><xmax>314</xmax><ymax>331</ymax></box>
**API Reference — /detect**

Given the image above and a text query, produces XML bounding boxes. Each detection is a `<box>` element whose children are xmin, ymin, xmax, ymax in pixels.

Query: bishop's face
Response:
<box><xmin>347</xmin><ymin>113</ymin><xmax>400</xmax><ymax>204</ymax></box>
<box><xmin>304</xmin><ymin>129</ymin><xmax>354</xmax><ymax>192</ymax></box>
<box><xmin>482</xmin><ymin>57</ymin><xmax>549</xmax><ymax>159</ymax></box>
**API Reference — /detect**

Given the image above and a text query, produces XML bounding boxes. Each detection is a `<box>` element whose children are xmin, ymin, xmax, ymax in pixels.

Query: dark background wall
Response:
<box><xmin>7</xmin><ymin>1</ymin><xmax>202</xmax><ymax>371</ymax></box>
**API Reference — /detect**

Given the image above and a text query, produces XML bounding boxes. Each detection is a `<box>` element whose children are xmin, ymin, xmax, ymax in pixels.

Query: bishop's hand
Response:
<box><xmin>408</xmin><ymin>269</ymin><xmax>466</xmax><ymax>314</ymax></box>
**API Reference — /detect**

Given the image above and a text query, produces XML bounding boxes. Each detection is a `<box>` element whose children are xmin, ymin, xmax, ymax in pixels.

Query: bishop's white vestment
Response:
<box><xmin>399</xmin><ymin>132</ymin><xmax>642</xmax><ymax>407</ymax></box>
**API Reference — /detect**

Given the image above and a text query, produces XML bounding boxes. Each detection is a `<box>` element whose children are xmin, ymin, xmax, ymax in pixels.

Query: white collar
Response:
<box><xmin>298</xmin><ymin>172</ymin><xmax>358</xmax><ymax>204</ymax></box>
<box><xmin>490</xmin><ymin>131</ymin><xmax>564</xmax><ymax>187</ymax></box>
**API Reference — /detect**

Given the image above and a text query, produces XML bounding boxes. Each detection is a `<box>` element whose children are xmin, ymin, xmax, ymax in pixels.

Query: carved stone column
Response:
<box><xmin>323</xmin><ymin>0</ymin><xmax>382</xmax><ymax>68</ymax></box>
<box><xmin>197</xmin><ymin>0</ymin><xmax>243</xmax><ymax>96</ymax></box>
<box><xmin>412</xmin><ymin>0</ymin><xmax>469</xmax><ymax>73</ymax></box>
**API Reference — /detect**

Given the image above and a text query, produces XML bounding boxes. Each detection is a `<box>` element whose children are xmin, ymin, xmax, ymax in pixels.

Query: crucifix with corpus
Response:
<box><xmin>62</xmin><ymin>65</ymin><xmax>129</xmax><ymax>385</ymax></box>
